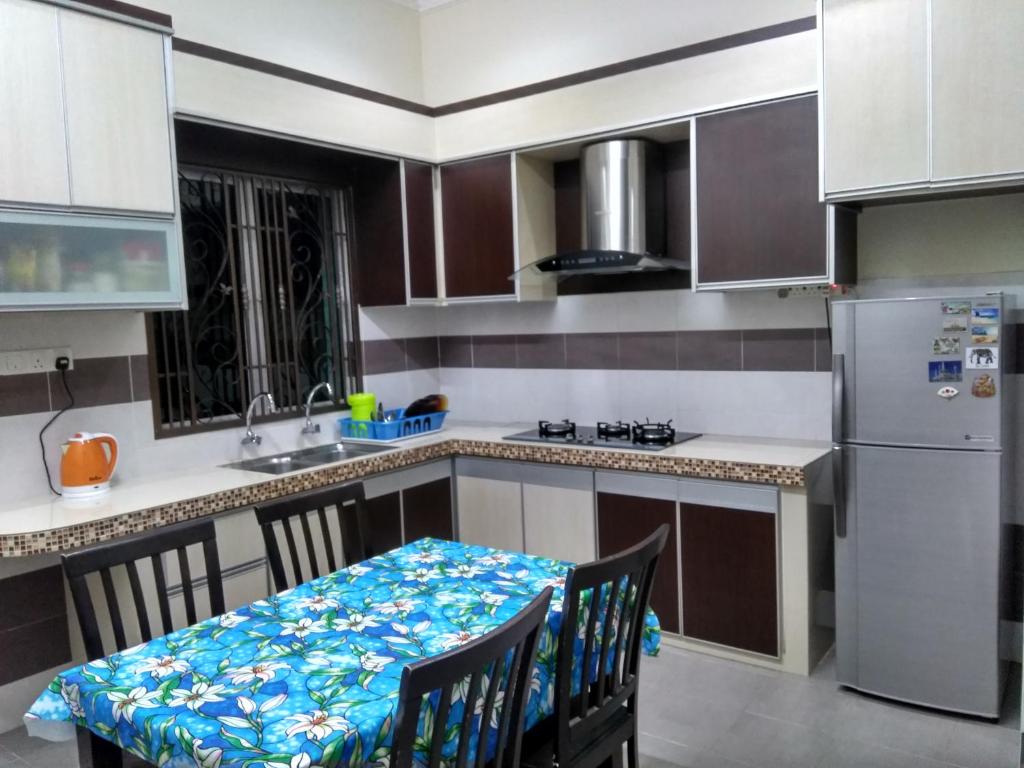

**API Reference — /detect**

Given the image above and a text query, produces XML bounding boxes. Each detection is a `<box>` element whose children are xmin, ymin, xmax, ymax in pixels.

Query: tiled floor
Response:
<box><xmin>0</xmin><ymin>646</ymin><xmax>1019</xmax><ymax>767</ymax></box>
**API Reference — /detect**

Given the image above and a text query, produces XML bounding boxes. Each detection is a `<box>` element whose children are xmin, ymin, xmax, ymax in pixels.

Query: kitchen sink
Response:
<box><xmin>224</xmin><ymin>442</ymin><xmax>394</xmax><ymax>475</ymax></box>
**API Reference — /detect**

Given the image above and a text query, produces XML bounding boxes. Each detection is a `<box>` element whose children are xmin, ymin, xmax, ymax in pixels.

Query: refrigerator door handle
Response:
<box><xmin>832</xmin><ymin>445</ymin><xmax>846</xmax><ymax>538</ymax></box>
<box><xmin>832</xmin><ymin>353</ymin><xmax>845</xmax><ymax>443</ymax></box>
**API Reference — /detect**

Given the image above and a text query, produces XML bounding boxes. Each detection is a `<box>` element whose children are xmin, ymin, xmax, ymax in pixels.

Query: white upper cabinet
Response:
<box><xmin>820</xmin><ymin>0</ymin><xmax>1024</xmax><ymax>201</ymax></box>
<box><xmin>60</xmin><ymin>8</ymin><xmax>175</xmax><ymax>214</ymax></box>
<box><xmin>930</xmin><ymin>0</ymin><xmax>1024</xmax><ymax>182</ymax></box>
<box><xmin>821</xmin><ymin>0</ymin><xmax>929</xmax><ymax>196</ymax></box>
<box><xmin>0</xmin><ymin>0</ymin><xmax>70</xmax><ymax>206</ymax></box>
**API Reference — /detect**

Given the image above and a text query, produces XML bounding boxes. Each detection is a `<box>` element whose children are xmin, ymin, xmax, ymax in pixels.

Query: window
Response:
<box><xmin>148</xmin><ymin>167</ymin><xmax>356</xmax><ymax>435</ymax></box>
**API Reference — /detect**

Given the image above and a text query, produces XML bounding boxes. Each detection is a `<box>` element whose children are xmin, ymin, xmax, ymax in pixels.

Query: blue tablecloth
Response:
<box><xmin>26</xmin><ymin>538</ymin><xmax>660</xmax><ymax>767</ymax></box>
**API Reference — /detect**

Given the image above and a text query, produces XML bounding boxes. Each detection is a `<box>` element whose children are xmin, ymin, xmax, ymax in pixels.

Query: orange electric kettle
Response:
<box><xmin>61</xmin><ymin>432</ymin><xmax>118</xmax><ymax>498</ymax></box>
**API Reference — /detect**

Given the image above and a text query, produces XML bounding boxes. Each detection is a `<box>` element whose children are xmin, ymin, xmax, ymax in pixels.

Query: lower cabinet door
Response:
<box><xmin>402</xmin><ymin>477</ymin><xmax>454</xmax><ymax>543</ymax></box>
<box><xmin>680</xmin><ymin>502</ymin><xmax>778</xmax><ymax>656</ymax></box>
<box><xmin>364</xmin><ymin>491</ymin><xmax>403</xmax><ymax>556</ymax></box>
<box><xmin>456</xmin><ymin>459</ymin><xmax>524</xmax><ymax>552</ymax></box>
<box><xmin>596</xmin><ymin>491</ymin><xmax>679</xmax><ymax>634</ymax></box>
<box><xmin>522</xmin><ymin>466</ymin><xmax>595</xmax><ymax>564</ymax></box>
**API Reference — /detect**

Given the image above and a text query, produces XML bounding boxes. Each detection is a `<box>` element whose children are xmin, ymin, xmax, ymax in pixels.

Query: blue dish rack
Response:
<box><xmin>338</xmin><ymin>409</ymin><xmax>448</xmax><ymax>443</ymax></box>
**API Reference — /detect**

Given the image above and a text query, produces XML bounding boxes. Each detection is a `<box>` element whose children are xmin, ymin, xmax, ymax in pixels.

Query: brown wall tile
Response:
<box><xmin>130</xmin><ymin>354</ymin><xmax>151</xmax><ymax>401</ymax></box>
<box><xmin>619</xmin><ymin>332</ymin><xmax>677</xmax><ymax>370</ymax></box>
<box><xmin>814</xmin><ymin>328</ymin><xmax>832</xmax><ymax>372</ymax></box>
<box><xmin>742</xmin><ymin>328</ymin><xmax>815</xmax><ymax>371</ymax></box>
<box><xmin>566</xmin><ymin>333</ymin><xmax>619</xmax><ymax>369</ymax></box>
<box><xmin>50</xmin><ymin>356</ymin><xmax>132</xmax><ymax>408</ymax></box>
<box><xmin>439</xmin><ymin>335</ymin><xmax>473</xmax><ymax>368</ymax></box>
<box><xmin>405</xmin><ymin>336</ymin><xmax>439</xmax><ymax>370</ymax></box>
<box><xmin>0</xmin><ymin>372</ymin><xmax>49</xmax><ymax>417</ymax></box>
<box><xmin>472</xmin><ymin>335</ymin><xmax>516</xmax><ymax>368</ymax></box>
<box><xmin>516</xmin><ymin>334</ymin><xmax>565</xmax><ymax>369</ymax></box>
<box><xmin>677</xmin><ymin>330</ymin><xmax>741</xmax><ymax>371</ymax></box>
<box><xmin>362</xmin><ymin>338</ymin><xmax>407</xmax><ymax>375</ymax></box>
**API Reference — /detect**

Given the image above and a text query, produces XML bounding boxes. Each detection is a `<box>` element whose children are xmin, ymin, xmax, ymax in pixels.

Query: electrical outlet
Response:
<box><xmin>0</xmin><ymin>347</ymin><xmax>73</xmax><ymax>376</ymax></box>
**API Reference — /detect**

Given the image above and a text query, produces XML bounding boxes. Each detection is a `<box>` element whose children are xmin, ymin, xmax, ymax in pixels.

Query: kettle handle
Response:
<box><xmin>93</xmin><ymin>433</ymin><xmax>118</xmax><ymax>478</ymax></box>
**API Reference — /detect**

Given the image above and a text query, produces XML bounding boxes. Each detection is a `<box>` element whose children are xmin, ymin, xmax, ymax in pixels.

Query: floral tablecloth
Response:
<box><xmin>26</xmin><ymin>537</ymin><xmax>660</xmax><ymax>767</ymax></box>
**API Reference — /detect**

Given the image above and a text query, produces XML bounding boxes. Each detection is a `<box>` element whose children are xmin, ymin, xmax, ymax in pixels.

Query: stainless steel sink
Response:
<box><xmin>224</xmin><ymin>442</ymin><xmax>394</xmax><ymax>475</ymax></box>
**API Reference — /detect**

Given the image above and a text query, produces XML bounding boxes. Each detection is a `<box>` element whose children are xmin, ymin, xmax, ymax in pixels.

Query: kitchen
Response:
<box><xmin>0</xmin><ymin>0</ymin><xmax>1022</xmax><ymax>766</ymax></box>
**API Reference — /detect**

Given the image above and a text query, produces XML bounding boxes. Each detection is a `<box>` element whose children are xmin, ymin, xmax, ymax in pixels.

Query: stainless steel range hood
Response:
<box><xmin>514</xmin><ymin>138</ymin><xmax>687</xmax><ymax>279</ymax></box>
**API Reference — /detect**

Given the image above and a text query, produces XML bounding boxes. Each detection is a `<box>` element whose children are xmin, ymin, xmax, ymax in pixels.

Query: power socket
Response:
<box><xmin>0</xmin><ymin>347</ymin><xmax>73</xmax><ymax>376</ymax></box>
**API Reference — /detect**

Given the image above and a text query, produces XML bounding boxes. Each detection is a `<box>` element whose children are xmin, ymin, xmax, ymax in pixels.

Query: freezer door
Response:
<box><xmin>834</xmin><ymin>444</ymin><xmax>1002</xmax><ymax>716</ymax></box>
<box><xmin>832</xmin><ymin>297</ymin><xmax>1002</xmax><ymax>449</ymax></box>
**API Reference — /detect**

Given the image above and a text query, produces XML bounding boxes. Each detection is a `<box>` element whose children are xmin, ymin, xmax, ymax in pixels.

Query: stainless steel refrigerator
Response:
<box><xmin>831</xmin><ymin>294</ymin><xmax>1013</xmax><ymax>718</ymax></box>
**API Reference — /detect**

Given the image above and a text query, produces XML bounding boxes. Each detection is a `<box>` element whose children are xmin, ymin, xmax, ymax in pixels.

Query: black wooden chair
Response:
<box><xmin>528</xmin><ymin>525</ymin><xmax>669</xmax><ymax>768</ymax></box>
<box><xmin>391</xmin><ymin>586</ymin><xmax>554</xmax><ymax>768</ymax></box>
<box><xmin>61</xmin><ymin>518</ymin><xmax>226</xmax><ymax>768</ymax></box>
<box><xmin>254</xmin><ymin>482</ymin><xmax>368</xmax><ymax>592</ymax></box>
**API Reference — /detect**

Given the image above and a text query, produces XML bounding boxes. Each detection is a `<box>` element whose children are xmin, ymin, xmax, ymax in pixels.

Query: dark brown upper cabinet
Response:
<box><xmin>351</xmin><ymin>156</ymin><xmax>406</xmax><ymax>307</ymax></box>
<box><xmin>403</xmin><ymin>160</ymin><xmax>438</xmax><ymax>301</ymax></box>
<box><xmin>694</xmin><ymin>95</ymin><xmax>856</xmax><ymax>290</ymax></box>
<box><xmin>440</xmin><ymin>154</ymin><xmax>516</xmax><ymax>299</ymax></box>
<box><xmin>680</xmin><ymin>501</ymin><xmax>778</xmax><ymax>656</ymax></box>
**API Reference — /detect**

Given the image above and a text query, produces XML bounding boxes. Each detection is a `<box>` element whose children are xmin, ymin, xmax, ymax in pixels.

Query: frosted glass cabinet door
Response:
<box><xmin>59</xmin><ymin>9</ymin><xmax>175</xmax><ymax>214</ymax></box>
<box><xmin>0</xmin><ymin>210</ymin><xmax>183</xmax><ymax>309</ymax></box>
<box><xmin>931</xmin><ymin>0</ymin><xmax>1024</xmax><ymax>181</ymax></box>
<box><xmin>0</xmin><ymin>0</ymin><xmax>70</xmax><ymax>206</ymax></box>
<box><xmin>822</xmin><ymin>0</ymin><xmax>929</xmax><ymax>194</ymax></box>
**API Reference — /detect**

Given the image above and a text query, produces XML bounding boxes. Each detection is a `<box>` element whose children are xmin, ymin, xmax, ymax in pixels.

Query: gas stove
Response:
<box><xmin>504</xmin><ymin>419</ymin><xmax>701</xmax><ymax>452</ymax></box>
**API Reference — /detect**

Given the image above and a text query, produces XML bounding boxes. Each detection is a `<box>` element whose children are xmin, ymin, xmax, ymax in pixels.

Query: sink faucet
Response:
<box><xmin>242</xmin><ymin>392</ymin><xmax>276</xmax><ymax>446</ymax></box>
<box><xmin>302</xmin><ymin>381</ymin><xmax>334</xmax><ymax>434</ymax></box>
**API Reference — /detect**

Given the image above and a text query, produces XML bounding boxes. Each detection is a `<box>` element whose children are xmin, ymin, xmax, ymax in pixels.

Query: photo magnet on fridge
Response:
<box><xmin>966</xmin><ymin>346</ymin><xmax>999</xmax><ymax>369</ymax></box>
<box><xmin>971</xmin><ymin>374</ymin><xmax>997</xmax><ymax>398</ymax></box>
<box><xmin>932</xmin><ymin>337</ymin><xmax>961</xmax><ymax>355</ymax></box>
<box><xmin>971</xmin><ymin>306</ymin><xmax>1000</xmax><ymax>325</ymax></box>
<box><xmin>929</xmin><ymin>360</ymin><xmax>963</xmax><ymax>382</ymax></box>
<box><xmin>942</xmin><ymin>301</ymin><xmax>971</xmax><ymax>315</ymax></box>
<box><xmin>971</xmin><ymin>325</ymin><xmax>999</xmax><ymax>344</ymax></box>
<box><xmin>943</xmin><ymin>318</ymin><xmax>968</xmax><ymax>333</ymax></box>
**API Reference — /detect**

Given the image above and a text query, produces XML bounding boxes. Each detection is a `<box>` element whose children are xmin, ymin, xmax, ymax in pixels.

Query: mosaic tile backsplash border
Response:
<box><xmin>1</xmin><ymin>438</ymin><xmax>807</xmax><ymax>557</ymax></box>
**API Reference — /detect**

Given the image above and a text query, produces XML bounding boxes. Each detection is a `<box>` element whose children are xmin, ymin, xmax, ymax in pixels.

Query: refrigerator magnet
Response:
<box><xmin>943</xmin><ymin>318</ymin><xmax>968</xmax><ymax>333</ymax></box>
<box><xmin>966</xmin><ymin>346</ymin><xmax>998</xmax><ymax>369</ymax></box>
<box><xmin>971</xmin><ymin>325</ymin><xmax>999</xmax><ymax>344</ymax></box>
<box><xmin>936</xmin><ymin>386</ymin><xmax>959</xmax><ymax>400</ymax></box>
<box><xmin>929</xmin><ymin>360</ymin><xmax>962</xmax><ymax>382</ymax></box>
<box><xmin>971</xmin><ymin>306</ymin><xmax>999</xmax><ymax>325</ymax></box>
<box><xmin>971</xmin><ymin>374</ymin><xmax>997</xmax><ymax>398</ymax></box>
<box><xmin>932</xmin><ymin>337</ymin><xmax>960</xmax><ymax>355</ymax></box>
<box><xmin>942</xmin><ymin>301</ymin><xmax>971</xmax><ymax>315</ymax></box>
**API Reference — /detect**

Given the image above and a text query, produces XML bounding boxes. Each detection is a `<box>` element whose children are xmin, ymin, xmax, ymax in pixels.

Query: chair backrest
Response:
<box><xmin>391</xmin><ymin>587</ymin><xmax>554</xmax><ymax>768</ymax></box>
<box><xmin>553</xmin><ymin>524</ymin><xmax>669</xmax><ymax>763</ymax></box>
<box><xmin>62</xmin><ymin>519</ymin><xmax>225</xmax><ymax>661</ymax></box>
<box><xmin>254</xmin><ymin>482</ymin><xmax>367</xmax><ymax>592</ymax></box>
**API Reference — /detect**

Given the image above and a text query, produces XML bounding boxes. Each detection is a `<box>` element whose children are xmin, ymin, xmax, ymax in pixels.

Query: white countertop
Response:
<box><xmin>0</xmin><ymin>422</ymin><xmax>830</xmax><ymax>543</ymax></box>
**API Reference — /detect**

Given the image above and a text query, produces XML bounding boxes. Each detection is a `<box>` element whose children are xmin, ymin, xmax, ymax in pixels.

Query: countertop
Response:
<box><xmin>0</xmin><ymin>423</ymin><xmax>830</xmax><ymax>557</ymax></box>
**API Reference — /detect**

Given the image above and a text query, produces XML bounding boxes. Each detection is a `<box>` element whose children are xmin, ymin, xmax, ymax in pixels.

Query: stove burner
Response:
<box><xmin>597</xmin><ymin>421</ymin><xmax>631</xmax><ymax>440</ymax></box>
<box><xmin>539</xmin><ymin>419</ymin><xmax>576</xmax><ymax>439</ymax></box>
<box><xmin>632</xmin><ymin>419</ymin><xmax>676</xmax><ymax>445</ymax></box>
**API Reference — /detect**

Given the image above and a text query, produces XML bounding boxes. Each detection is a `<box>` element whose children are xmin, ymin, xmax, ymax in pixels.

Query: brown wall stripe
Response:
<box><xmin>171</xmin><ymin>16</ymin><xmax>816</xmax><ymax>120</ymax></box>
<box><xmin>70</xmin><ymin>0</ymin><xmax>173</xmax><ymax>28</ymax></box>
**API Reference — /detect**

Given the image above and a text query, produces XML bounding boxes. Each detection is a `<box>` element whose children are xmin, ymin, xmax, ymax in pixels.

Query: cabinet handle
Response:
<box><xmin>832</xmin><ymin>353</ymin><xmax>845</xmax><ymax>443</ymax></box>
<box><xmin>832</xmin><ymin>445</ymin><xmax>846</xmax><ymax>539</ymax></box>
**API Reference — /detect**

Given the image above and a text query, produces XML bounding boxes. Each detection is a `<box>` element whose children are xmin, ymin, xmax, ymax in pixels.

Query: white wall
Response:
<box><xmin>418</xmin><ymin>0</ymin><xmax>815</xmax><ymax>105</ymax></box>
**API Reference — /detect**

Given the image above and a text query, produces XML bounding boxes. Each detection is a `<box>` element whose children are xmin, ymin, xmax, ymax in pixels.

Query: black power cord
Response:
<box><xmin>40</xmin><ymin>356</ymin><xmax>73</xmax><ymax>496</ymax></box>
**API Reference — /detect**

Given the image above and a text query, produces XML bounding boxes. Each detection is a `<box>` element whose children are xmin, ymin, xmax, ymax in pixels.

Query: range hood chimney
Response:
<box><xmin>514</xmin><ymin>138</ymin><xmax>687</xmax><ymax>278</ymax></box>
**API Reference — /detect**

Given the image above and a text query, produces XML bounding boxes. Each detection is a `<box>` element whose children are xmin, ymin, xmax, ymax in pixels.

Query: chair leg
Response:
<box><xmin>626</xmin><ymin>721</ymin><xmax>639</xmax><ymax>768</ymax></box>
<box><xmin>85</xmin><ymin>730</ymin><xmax>123</xmax><ymax>768</ymax></box>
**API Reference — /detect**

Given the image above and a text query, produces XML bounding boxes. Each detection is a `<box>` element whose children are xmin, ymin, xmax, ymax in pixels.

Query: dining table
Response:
<box><xmin>25</xmin><ymin>537</ymin><xmax>660</xmax><ymax>767</ymax></box>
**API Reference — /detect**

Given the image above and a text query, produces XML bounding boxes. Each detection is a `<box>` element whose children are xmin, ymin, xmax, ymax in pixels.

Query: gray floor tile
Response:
<box><xmin>711</xmin><ymin>712</ymin><xmax>834</xmax><ymax>768</ymax></box>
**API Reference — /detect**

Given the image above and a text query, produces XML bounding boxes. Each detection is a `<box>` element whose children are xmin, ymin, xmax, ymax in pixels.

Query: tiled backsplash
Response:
<box><xmin>0</xmin><ymin>355</ymin><xmax>149</xmax><ymax>418</ymax></box>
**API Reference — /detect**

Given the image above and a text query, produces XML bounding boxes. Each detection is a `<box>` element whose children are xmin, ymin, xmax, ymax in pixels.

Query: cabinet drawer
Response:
<box><xmin>677</xmin><ymin>478</ymin><xmax>778</xmax><ymax>514</ymax></box>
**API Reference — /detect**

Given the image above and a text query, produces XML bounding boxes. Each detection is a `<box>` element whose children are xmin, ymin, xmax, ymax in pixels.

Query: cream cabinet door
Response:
<box><xmin>822</xmin><ymin>0</ymin><xmax>929</xmax><ymax>194</ymax></box>
<box><xmin>59</xmin><ymin>9</ymin><xmax>174</xmax><ymax>213</ymax></box>
<box><xmin>931</xmin><ymin>0</ymin><xmax>1024</xmax><ymax>181</ymax></box>
<box><xmin>522</xmin><ymin>466</ymin><xmax>595</xmax><ymax>564</ymax></box>
<box><xmin>0</xmin><ymin>0</ymin><xmax>70</xmax><ymax>205</ymax></box>
<box><xmin>455</xmin><ymin>459</ymin><xmax>524</xmax><ymax>552</ymax></box>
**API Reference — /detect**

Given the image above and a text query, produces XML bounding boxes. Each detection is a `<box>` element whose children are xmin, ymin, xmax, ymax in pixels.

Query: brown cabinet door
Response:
<box><xmin>680</xmin><ymin>502</ymin><xmax>778</xmax><ymax>656</ymax></box>
<box><xmin>696</xmin><ymin>95</ymin><xmax>826</xmax><ymax>285</ymax></box>
<box><xmin>352</xmin><ymin>157</ymin><xmax>406</xmax><ymax>306</ymax></box>
<box><xmin>364</xmin><ymin>492</ymin><xmax>402</xmax><ymax>557</ymax></box>
<box><xmin>405</xmin><ymin>160</ymin><xmax>437</xmax><ymax>299</ymax></box>
<box><xmin>596</xmin><ymin>492</ymin><xmax>679</xmax><ymax>634</ymax></box>
<box><xmin>402</xmin><ymin>477</ymin><xmax>454</xmax><ymax>542</ymax></box>
<box><xmin>440</xmin><ymin>155</ymin><xmax>515</xmax><ymax>298</ymax></box>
